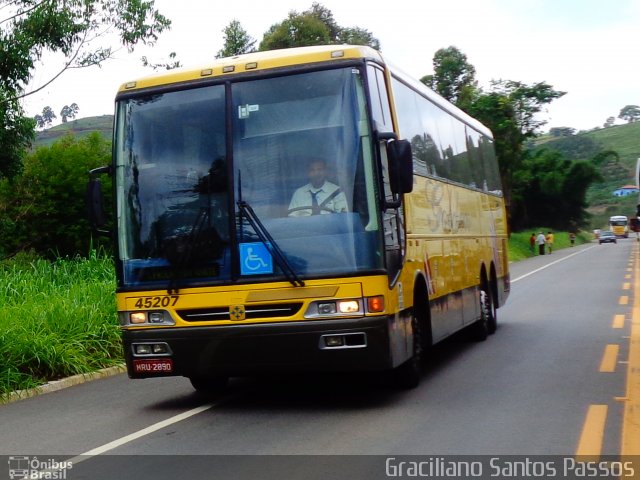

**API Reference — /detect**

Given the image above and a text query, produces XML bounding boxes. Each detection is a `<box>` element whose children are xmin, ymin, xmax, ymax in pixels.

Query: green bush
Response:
<box><xmin>0</xmin><ymin>132</ymin><xmax>112</xmax><ymax>258</ymax></box>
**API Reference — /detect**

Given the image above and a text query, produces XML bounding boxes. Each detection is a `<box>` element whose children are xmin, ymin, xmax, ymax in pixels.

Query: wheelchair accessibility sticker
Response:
<box><xmin>239</xmin><ymin>242</ymin><xmax>273</xmax><ymax>275</ymax></box>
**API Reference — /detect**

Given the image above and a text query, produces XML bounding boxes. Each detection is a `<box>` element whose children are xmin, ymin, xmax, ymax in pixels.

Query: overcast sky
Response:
<box><xmin>22</xmin><ymin>0</ymin><xmax>640</xmax><ymax>132</ymax></box>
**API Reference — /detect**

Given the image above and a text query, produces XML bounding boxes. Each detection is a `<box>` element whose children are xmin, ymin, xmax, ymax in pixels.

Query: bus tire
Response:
<box><xmin>392</xmin><ymin>308</ymin><xmax>423</xmax><ymax>389</ymax></box>
<box><xmin>486</xmin><ymin>281</ymin><xmax>497</xmax><ymax>335</ymax></box>
<box><xmin>189</xmin><ymin>375</ymin><xmax>229</xmax><ymax>394</ymax></box>
<box><xmin>470</xmin><ymin>290</ymin><xmax>490</xmax><ymax>341</ymax></box>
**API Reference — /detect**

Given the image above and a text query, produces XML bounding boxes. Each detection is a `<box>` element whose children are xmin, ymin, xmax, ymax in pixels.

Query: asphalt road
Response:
<box><xmin>1</xmin><ymin>239</ymin><xmax>637</xmax><ymax>479</ymax></box>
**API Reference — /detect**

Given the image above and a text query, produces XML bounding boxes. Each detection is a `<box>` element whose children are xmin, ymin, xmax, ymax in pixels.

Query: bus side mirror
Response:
<box><xmin>88</xmin><ymin>166</ymin><xmax>111</xmax><ymax>236</ymax></box>
<box><xmin>387</xmin><ymin>139</ymin><xmax>414</xmax><ymax>195</ymax></box>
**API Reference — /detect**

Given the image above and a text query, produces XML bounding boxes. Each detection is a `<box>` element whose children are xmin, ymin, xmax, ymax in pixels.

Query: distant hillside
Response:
<box><xmin>533</xmin><ymin>122</ymin><xmax>640</xmax><ymax>229</ymax></box>
<box><xmin>34</xmin><ymin>115</ymin><xmax>113</xmax><ymax>149</ymax></box>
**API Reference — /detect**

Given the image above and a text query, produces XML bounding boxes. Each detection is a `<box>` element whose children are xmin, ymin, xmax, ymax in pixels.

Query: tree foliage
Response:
<box><xmin>216</xmin><ymin>19</ymin><xmax>257</xmax><ymax>58</ymax></box>
<box><xmin>619</xmin><ymin>105</ymin><xmax>640</xmax><ymax>123</ymax></box>
<box><xmin>60</xmin><ymin>103</ymin><xmax>80</xmax><ymax>123</ymax></box>
<box><xmin>1</xmin><ymin>0</ymin><xmax>170</xmax><ymax>99</ymax></box>
<box><xmin>549</xmin><ymin>127</ymin><xmax>575</xmax><ymax>137</ymax></box>
<box><xmin>260</xmin><ymin>12</ymin><xmax>331</xmax><ymax>51</ymax></box>
<box><xmin>0</xmin><ymin>0</ymin><xmax>171</xmax><ymax>179</ymax></box>
<box><xmin>0</xmin><ymin>95</ymin><xmax>34</xmax><ymax>179</ymax></box>
<box><xmin>0</xmin><ymin>133</ymin><xmax>112</xmax><ymax>258</ymax></box>
<box><xmin>465</xmin><ymin>80</ymin><xmax>566</xmax><ymax>224</ymax></box>
<box><xmin>260</xmin><ymin>2</ymin><xmax>380</xmax><ymax>51</ymax></box>
<box><xmin>511</xmin><ymin>149</ymin><xmax>601</xmax><ymax>231</ymax></box>
<box><xmin>420</xmin><ymin>46</ymin><xmax>477</xmax><ymax>107</ymax></box>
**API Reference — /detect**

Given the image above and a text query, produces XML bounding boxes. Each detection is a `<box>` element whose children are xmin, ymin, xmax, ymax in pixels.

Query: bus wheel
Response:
<box><xmin>470</xmin><ymin>290</ymin><xmax>490</xmax><ymax>341</ymax></box>
<box><xmin>392</xmin><ymin>309</ymin><xmax>423</xmax><ymax>389</ymax></box>
<box><xmin>486</xmin><ymin>285</ymin><xmax>497</xmax><ymax>335</ymax></box>
<box><xmin>189</xmin><ymin>375</ymin><xmax>228</xmax><ymax>394</ymax></box>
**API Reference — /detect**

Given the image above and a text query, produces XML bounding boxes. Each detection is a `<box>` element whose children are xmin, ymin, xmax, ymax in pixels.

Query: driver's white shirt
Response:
<box><xmin>288</xmin><ymin>181</ymin><xmax>348</xmax><ymax>216</ymax></box>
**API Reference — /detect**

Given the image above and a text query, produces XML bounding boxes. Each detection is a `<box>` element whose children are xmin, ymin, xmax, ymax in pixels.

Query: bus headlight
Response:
<box><xmin>338</xmin><ymin>300</ymin><xmax>360</xmax><ymax>313</ymax></box>
<box><xmin>305</xmin><ymin>299</ymin><xmax>364</xmax><ymax>318</ymax></box>
<box><xmin>120</xmin><ymin>311</ymin><xmax>176</xmax><ymax>326</ymax></box>
<box><xmin>130</xmin><ymin>312</ymin><xmax>147</xmax><ymax>324</ymax></box>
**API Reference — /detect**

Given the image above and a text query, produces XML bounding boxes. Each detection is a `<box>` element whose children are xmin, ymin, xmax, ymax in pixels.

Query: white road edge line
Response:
<box><xmin>512</xmin><ymin>245</ymin><xmax>597</xmax><ymax>284</ymax></box>
<box><xmin>69</xmin><ymin>402</ymin><xmax>217</xmax><ymax>463</ymax></box>
<box><xmin>30</xmin><ymin>401</ymin><xmax>223</xmax><ymax>477</ymax></box>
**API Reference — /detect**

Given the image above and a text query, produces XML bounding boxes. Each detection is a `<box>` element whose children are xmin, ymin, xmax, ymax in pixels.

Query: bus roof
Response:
<box><xmin>117</xmin><ymin>45</ymin><xmax>384</xmax><ymax>93</ymax></box>
<box><xmin>116</xmin><ymin>44</ymin><xmax>493</xmax><ymax>139</ymax></box>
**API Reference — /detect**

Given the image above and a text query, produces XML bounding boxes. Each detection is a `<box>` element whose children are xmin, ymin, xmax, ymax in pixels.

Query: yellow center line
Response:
<box><xmin>622</xmin><ymin>244</ymin><xmax>640</xmax><ymax>454</ymax></box>
<box><xmin>599</xmin><ymin>344</ymin><xmax>619</xmax><ymax>372</ymax></box>
<box><xmin>623</xmin><ymin>282</ymin><xmax>631</xmax><ymax>290</ymax></box>
<box><xmin>620</xmin><ymin>296</ymin><xmax>629</xmax><ymax>305</ymax></box>
<box><xmin>576</xmin><ymin>404</ymin><xmax>607</xmax><ymax>460</ymax></box>
<box><xmin>613</xmin><ymin>314</ymin><xmax>625</xmax><ymax>329</ymax></box>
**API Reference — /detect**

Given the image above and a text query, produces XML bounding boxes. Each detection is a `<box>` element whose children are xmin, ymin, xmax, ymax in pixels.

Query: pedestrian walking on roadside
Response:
<box><xmin>569</xmin><ymin>232</ymin><xmax>576</xmax><ymax>247</ymax></box>
<box><xmin>536</xmin><ymin>231</ymin><xmax>546</xmax><ymax>255</ymax></box>
<box><xmin>546</xmin><ymin>231</ymin><xmax>554</xmax><ymax>254</ymax></box>
<box><xmin>529</xmin><ymin>233</ymin><xmax>536</xmax><ymax>253</ymax></box>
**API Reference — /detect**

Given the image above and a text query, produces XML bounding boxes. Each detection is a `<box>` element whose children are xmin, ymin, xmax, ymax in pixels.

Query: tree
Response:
<box><xmin>549</xmin><ymin>127</ymin><xmax>575</xmax><ymax>137</ymax></box>
<box><xmin>60</xmin><ymin>103</ymin><xmax>79</xmax><ymax>123</ymax></box>
<box><xmin>618</xmin><ymin>105</ymin><xmax>640</xmax><ymax>123</ymax></box>
<box><xmin>0</xmin><ymin>96</ymin><xmax>34</xmax><ymax>178</ymax></box>
<box><xmin>420</xmin><ymin>46</ymin><xmax>477</xmax><ymax>107</ymax></box>
<box><xmin>306</xmin><ymin>2</ymin><xmax>340</xmax><ymax>40</ymax></box>
<box><xmin>489</xmin><ymin>80</ymin><xmax>566</xmax><ymax>137</ymax></box>
<box><xmin>0</xmin><ymin>0</ymin><xmax>171</xmax><ymax>179</ymax></box>
<box><xmin>216</xmin><ymin>20</ymin><xmax>256</xmax><ymax>58</ymax></box>
<box><xmin>0</xmin><ymin>132</ymin><xmax>112</xmax><ymax>258</ymax></box>
<box><xmin>260</xmin><ymin>12</ymin><xmax>331</xmax><ymax>51</ymax></box>
<box><xmin>259</xmin><ymin>3</ymin><xmax>380</xmax><ymax>51</ymax></box>
<box><xmin>511</xmin><ymin>149</ymin><xmax>601</xmax><ymax>231</ymax></box>
<box><xmin>41</xmin><ymin>106</ymin><xmax>57</xmax><ymax>128</ymax></box>
<box><xmin>338</xmin><ymin>27</ymin><xmax>380</xmax><ymax>50</ymax></box>
<box><xmin>604</xmin><ymin>116</ymin><xmax>615</xmax><ymax>128</ymax></box>
<box><xmin>466</xmin><ymin>81</ymin><xmax>565</xmax><ymax>227</ymax></box>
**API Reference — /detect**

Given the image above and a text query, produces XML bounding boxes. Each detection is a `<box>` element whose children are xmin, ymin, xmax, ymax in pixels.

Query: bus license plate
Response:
<box><xmin>133</xmin><ymin>358</ymin><xmax>173</xmax><ymax>374</ymax></box>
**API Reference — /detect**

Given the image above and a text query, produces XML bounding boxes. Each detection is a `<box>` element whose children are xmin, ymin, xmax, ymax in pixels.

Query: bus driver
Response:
<box><xmin>288</xmin><ymin>159</ymin><xmax>348</xmax><ymax>216</ymax></box>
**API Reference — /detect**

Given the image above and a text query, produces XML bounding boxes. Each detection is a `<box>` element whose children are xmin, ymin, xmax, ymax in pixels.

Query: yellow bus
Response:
<box><xmin>89</xmin><ymin>45</ymin><xmax>510</xmax><ymax>391</ymax></box>
<box><xmin>609</xmin><ymin>215</ymin><xmax>629</xmax><ymax>237</ymax></box>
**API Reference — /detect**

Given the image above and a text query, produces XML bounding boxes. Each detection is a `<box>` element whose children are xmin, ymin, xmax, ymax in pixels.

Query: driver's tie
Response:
<box><xmin>310</xmin><ymin>190</ymin><xmax>321</xmax><ymax>215</ymax></box>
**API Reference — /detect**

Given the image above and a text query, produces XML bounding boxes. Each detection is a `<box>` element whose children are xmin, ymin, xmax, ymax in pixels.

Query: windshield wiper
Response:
<box><xmin>166</xmin><ymin>207</ymin><xmax>216</xmax><ymax>295</ymax></box>
<box><xmin>236</xmin><ymin>200</ymin><xmax>305</xmax><ymax>287</ymax></box>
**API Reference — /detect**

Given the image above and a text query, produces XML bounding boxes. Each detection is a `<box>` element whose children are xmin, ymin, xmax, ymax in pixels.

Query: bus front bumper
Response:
<box><xmin>122</xmin><ymin>314</ymin><xmax>411</xmax><ymax>379</ymax></box>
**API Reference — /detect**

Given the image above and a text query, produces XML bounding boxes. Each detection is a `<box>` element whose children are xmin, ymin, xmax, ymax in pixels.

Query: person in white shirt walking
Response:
<box><xmin>536</xmin><ymin>231</ymin><xmax>546</xmax><ymax>255</ymax></box>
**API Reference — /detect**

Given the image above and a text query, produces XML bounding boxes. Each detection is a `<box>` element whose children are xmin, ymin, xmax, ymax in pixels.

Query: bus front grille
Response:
<box><xmin>177</xmin><ymin>303</ymin><xmax>304</xmax><ymax>322</ymax></box>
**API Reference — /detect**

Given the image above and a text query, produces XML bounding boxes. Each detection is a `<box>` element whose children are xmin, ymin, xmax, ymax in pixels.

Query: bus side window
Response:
<box><xmin>367</xmin><ymin>64</ymin><xmax>392</xmax><ymax>130</ymax></box>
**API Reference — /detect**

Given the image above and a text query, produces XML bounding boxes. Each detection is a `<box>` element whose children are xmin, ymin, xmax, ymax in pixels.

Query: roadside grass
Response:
<box><xmin>508</xmin><ymin>229</ymin><xmax>593</xmax><ymax>262</ymax></box>
<box><xmin>0</xmin><ymin>251</ymin><xmax>121</xmax><ymax>399</ymax></box>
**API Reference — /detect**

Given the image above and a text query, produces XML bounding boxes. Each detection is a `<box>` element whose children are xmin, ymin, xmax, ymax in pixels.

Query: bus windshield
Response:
<box><xmin>114</xmin><ymin>66</ymin><xmax>385</xmax><ymax>289</ymax></box>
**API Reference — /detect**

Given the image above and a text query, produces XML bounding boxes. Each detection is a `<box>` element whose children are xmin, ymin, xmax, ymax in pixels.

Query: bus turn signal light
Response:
<box><xmin>367</xmin><ymin>296</ymin><xmax>385</xmax><ymax>313</ymax></box>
